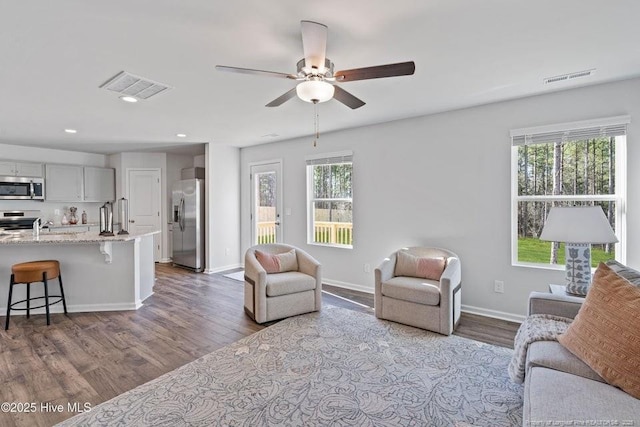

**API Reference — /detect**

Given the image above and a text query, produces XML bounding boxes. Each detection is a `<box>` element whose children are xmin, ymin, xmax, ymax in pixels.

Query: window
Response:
<box><xmin>511</xmin><ymin>116</ymin><xmax>629</xmax><ymax>268</ymax></box>
<box><xmin>306</xmin><ymin>151</ymin><xmax>353</xmax><ymax>248</ymax></box>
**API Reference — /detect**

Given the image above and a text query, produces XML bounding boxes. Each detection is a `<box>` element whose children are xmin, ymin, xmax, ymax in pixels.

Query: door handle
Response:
<box><xmin>274</xmin><ymin>221</ymin><xmax>281</xmax><ymax>226</ymax></box>
<box><xmin>129</xmin><ymin>220</ymin><xmax>136</xmax><ymax>223</ymax></box>
<box><xmin>180</xmin><ymin>198</ymin><xmax>185</xmax><ymax>231</ymax></box>
<box><xmin>29</xmin><ymin>181</ymin><xmax>35</xmax><ymax>199</ymax></box>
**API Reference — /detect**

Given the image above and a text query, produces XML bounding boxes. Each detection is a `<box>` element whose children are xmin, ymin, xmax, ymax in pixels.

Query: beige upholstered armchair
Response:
<box><xmin>244</xmin><ymin>243</ymin><xmax>322</xmax><ymax>324</ymax></box>
<box><xmin>375</xmin><ymin>247</ymin><xmax>461</xmax><ymax>335</ymax></box>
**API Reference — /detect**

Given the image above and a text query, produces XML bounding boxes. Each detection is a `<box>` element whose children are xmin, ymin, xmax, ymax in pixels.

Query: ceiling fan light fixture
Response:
<box><xmin>296</xmin><ymin>80</ymin><xmax>334</xmax><ymax>103</ymax></box>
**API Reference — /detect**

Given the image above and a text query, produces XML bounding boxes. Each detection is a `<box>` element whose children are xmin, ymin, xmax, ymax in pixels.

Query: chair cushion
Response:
<box><xmin>266</xmin><ymin>271</ymin><xmax>316</xmax><ymax>297</ymax></box>
<box><xmin>381</xmin><ymin>276</ymin><xmax>440</xmax><ymax>306</ymax></box>
<box><xmin>395</xmin><ymin>250</ymin><xmax>446</xmax><ymax>281</ymax></box>
<box><xmin>525</xmin><ymin>367</ymin><xmax>640</xmax><ymax>423</ymax></box>
<box><xmin>558</xmin><ymin>263</ymin><xmax>640</xmax><ymax>399</ymax></box>
<box><xmin>255</xmin><ymin>249</ymin><xmax>298</xmax><ymax>274</ymax></box>
<box><xmin>526</xmin><ymin>341</ymin><xmax>604</xmax><ymax>383</ymax></box>
<box><xmin>12</xmin><ymin>260</ymin><xmax>60</xmax><ymax>283</ymax></box>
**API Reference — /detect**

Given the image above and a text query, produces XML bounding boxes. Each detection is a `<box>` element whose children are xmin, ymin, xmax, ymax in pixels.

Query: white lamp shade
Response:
<box><xmin>296</xmin><ymin>80</ymin><xmax>335</xmax><ymax>103</ymax></box>
<box><xmin>539</xmin><ymin>206</ymin><xmax>618</xmax><ymax>244</ymax></box>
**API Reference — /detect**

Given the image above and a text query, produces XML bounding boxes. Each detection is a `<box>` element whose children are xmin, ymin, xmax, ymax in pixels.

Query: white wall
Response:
<box><xmin>205</xmin><ymin>143</ymin><xmax>241</xmax><ymax>272</ymax></box>
<box><xmin>109</xmin><ymin>152</ymin><xmax>169</xmax><ymax>261</ymax></box>
<box><xmin>240</xmin><ymin>77</ymin><xmax>640</xmax><ymax>320</ymax></box>
<box><xmin>0</xmin><ymin>143</ymin><xmax>108</xmax><ymax>224</ymax></box>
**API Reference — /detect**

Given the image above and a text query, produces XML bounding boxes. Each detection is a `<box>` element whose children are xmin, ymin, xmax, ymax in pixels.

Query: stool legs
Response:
<box><xmin>5</xmin><ymin>274</ymin><xmax>14</xmax><ymax>330</ymax></box>
<box><xmin>58</xmin><ymin>272</ymin><xmax>68</xmax><ymax>314</ymax></box>
<box><xmin>43</xmin><ymin>272</ymin><xmax>51</xmax><ymax>326</ymax></box>
<box><xmin>6</xmin><ymin>262</ymin><xmax>67</xmax><ymax>330</ymax></box>
<box><xmin>26</xmin><ymin>283</ymin><xmax>31</xmax><ymax>318</ymax></box>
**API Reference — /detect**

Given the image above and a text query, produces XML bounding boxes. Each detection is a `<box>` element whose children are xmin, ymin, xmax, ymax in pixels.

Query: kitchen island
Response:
<box><xmin>0</xmin><ymin>230</ymin><xmax>159</xmax><ymax>315</ymax></box>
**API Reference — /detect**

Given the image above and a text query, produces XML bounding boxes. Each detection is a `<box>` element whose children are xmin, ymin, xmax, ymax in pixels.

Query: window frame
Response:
<box><xmin>306</xmin><ymin>151</ymin><xmax>353</xmax><ymax>249</ymax></box>
<box><xmin>510</xmin><ymin>134</ymin><xmax>627</xmax><ymax>270</ymax></box>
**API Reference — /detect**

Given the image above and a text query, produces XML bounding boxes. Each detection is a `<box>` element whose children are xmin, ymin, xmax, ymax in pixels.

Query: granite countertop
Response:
<box><xmin>0</xmin><ymin>230</ymin><xmax>160</xmax><ymax>245</ymax></box>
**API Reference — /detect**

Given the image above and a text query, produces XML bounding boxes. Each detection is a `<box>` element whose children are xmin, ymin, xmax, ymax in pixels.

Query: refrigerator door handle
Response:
<box><xmin>180</xmin><ymin>198</ymin><xmax>186</xmax><ymax>231</ymax></box>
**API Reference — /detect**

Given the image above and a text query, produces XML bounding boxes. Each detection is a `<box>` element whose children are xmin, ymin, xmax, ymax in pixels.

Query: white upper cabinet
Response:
<box><xmin>45</xmin><ymin>164</ymin><xmax>84</xmax><ymax>201</ymax></box>
<box><xmin>0</xmin><ymin>160</ymin><xmax>44</xmax><ymax>177</ymax></box>
<box><xmin>45</xmin><ymin>165</ymin><xmax>116</xmax><ymax>202</ymax></box>
<box><xmin>84</xmin><ymin>167</ymin><xmax>115</xmax><ymax>202</ymax></box>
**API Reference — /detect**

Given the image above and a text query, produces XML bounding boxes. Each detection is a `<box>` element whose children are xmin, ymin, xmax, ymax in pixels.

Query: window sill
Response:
<box><xmin>513</xmin><ymin>261</ymin><xmax>601</xmax><ymax>274</ymax></box>
<box><xmin>308</xmin><ymin>242</ymin><xmax>353</xmax><ymax>250</ymax></box>
<box><xmin>512</xmin><ymin>261</ymin><xmax>565</xmax><ymax>271</ymax></box>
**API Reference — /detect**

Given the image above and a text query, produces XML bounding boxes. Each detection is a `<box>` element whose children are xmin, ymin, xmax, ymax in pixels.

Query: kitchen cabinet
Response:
<box><xmin>45</xmin><ymin>164</ymin><xmax>115</xmax><ymax>202</ymax></box>
<box><xmin>45</xmin><ymin>164</ymin><xmax>84</xmax><ymax>201</ymax></box>
<box><xmin>0</xmin><ymin>160</ymin><xmax>43</xmax><ymax>177</ymax></box>
<box><xmin>84</xmin><ymin>167</ymin><xmax>115</xmax><ymax>202</ymax></box>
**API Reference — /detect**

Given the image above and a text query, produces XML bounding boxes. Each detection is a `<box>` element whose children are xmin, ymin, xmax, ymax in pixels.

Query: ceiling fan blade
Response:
<box><xmin>335</xmin><ymin>61</ymin><xmax>415</xmax><ymax>82</ymax></box>
<box><xmin>333</xmin><ymin>86</ymin><xmax>365</xmax><ymax>109</ymax></box>
<box><xmin>265</xmin><ymin>88</ymin><xmax>297</xmax><ymax>107</ymax></box>
<box><xmin>216</xmin><ymin>65</ymin><xmax>297</xmax><ymax>80</ymax></box>
<box><xmin>300</xmin><ymin>20</ymin><xmax>327</xmax><ymax>72</ymax></box>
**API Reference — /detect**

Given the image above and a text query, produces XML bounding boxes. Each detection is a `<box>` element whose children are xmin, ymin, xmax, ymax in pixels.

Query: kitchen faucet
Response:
<box><xmin>32</xmin><ymin>218</ymin><xmax>54</xmax><ymax>237</ymax></box>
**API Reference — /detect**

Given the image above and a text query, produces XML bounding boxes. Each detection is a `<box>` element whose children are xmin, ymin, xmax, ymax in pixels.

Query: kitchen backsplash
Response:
<box><xmin>0</xmin><ymin>200</ymin><xmax>106</xmax><ymax>226</ymax></box>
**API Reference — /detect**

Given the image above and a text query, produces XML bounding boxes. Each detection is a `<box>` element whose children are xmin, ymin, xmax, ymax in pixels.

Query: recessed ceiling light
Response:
<box><xmin>64</xmin><ymin>129</ymin><xmax>77</xmax><ymax>134</ymax></box>
<box><xmin>120</xmin><ymin>96</ymin><xmax>138</xmax><ymax>103</ymax></box>
<box><xmin>176</xmin><ymin>133</ymin><xmax>187</xmax><ymax>138</ymax></box>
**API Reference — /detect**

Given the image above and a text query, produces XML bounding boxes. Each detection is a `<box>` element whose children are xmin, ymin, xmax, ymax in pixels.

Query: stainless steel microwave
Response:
<box><xmin>0</xmin><ymin>176</ymin><xmax>45</xmax><ymax>200</ymax></box>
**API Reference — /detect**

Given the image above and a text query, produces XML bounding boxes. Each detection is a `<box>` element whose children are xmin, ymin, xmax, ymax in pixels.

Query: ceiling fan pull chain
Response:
<box><xmin>313</xmin><ymin>101</ymin><xmax>319</xmax><ymax>147</ymax></box>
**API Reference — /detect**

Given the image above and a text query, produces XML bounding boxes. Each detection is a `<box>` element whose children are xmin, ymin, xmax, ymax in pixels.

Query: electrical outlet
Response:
<box><xmin>494</xmin><ymin>280</ymin><xmax>505</xmax><ymax>293</ymax></box>
<box><xmin>225</xmin><ymin>248</ymin><xmax>230</xmax><ymax>256</ymax></box>
<box><xmin>364</xmin><ymin>263</ymin><xmax>371</xmax><ymax>273</ymax></box>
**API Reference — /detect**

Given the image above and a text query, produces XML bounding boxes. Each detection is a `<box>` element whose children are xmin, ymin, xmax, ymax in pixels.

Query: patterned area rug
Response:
<box><xmin>58</xmin><ymin>307</ymin><xmax>523</xmax><ymax>426</ymax></box>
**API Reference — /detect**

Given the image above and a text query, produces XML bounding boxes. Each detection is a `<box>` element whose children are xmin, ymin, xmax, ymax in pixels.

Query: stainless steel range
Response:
<box><xmin>0</xmin><ymin>210</ymin><xmax>41</xmax><ymax>231</ymax></box>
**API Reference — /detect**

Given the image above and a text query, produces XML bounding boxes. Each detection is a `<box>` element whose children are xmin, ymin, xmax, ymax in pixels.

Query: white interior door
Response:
<box><xmin>127</xmin><ymin>169</ymin><xmax>162</xmax><ymax>261</ymax></box>
<box><xmin>250</xmin><ymin>161</ymin><xmax>283</xmax><ymax>245</ymax></box>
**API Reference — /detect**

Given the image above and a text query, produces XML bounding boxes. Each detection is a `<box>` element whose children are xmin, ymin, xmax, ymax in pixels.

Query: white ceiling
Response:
<box><xmin>0</xmin><ymin>1</ymin><xmax>639</xmax><ymax>155</ymax></box>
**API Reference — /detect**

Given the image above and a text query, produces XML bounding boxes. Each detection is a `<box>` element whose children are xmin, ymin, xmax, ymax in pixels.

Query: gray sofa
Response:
<box><xmin>524</xmin><ymin>292</ymin><xmax>640</xmax><ymax>425</ymax></box>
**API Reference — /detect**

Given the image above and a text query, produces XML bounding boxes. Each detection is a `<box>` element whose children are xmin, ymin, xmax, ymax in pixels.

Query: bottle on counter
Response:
<box><xmin>61</xmin><ymin>213</ymin><xmax>69</xmax><ymax>225</ymax></box>
<box><xmin>82</xmin><ymin>210</ymin><xmax>87</xmax><ymax>224</ymax></box>
<box><xmin>69</xmin><ymin>207</ymin><xmax>78</xmax><ymax>225</ymax></box>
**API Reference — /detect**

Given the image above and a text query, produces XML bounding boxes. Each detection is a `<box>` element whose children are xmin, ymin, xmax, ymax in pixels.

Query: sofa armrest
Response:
<box><xmin>528</xmin><ymin>292</ymin><xmax>584</xmax><ymax>319</ymax></box>
<box><xmin>296</xmin><ymin>248</ymin><xmax>321</xmax><ymax>278</ymax></box>
<box><xmin>244</xmin><ymin>249</ymin><xmax>268</xmax><ymax>322</ymax></box>
<box><xmin>374</xmin><ymin>253</ymin><xmax>397</xmax><ymax>318</ymax></box>
<box><xmin>375</xmin><ymin>253</ymin><xmax>396</xmax><ymax>284</ymax></box>
<box><xmin>439</xmin><ymin>257</ymin><xmax>462</xmax><ymax>335</ymax></box>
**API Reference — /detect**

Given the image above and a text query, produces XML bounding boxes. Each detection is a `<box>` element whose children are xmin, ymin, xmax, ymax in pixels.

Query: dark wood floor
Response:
<box><xmin>323</xmin><ymin>284</ymin><xmax>520</xmax><ymax>348</ymax></box>
<box><xmin>0</xmin><ymin>264</ymin><xmax>519</xmax><ymax>427</ymax></box>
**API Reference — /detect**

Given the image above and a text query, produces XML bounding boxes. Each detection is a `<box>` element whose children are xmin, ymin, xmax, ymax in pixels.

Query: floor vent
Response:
<box><xmin>544</xmin><ymin>69</ymin><xmax>595</xmax><ymax>85</ymax></box>
<box><xmin>100</xmin><ymin>71</ymin><xmax>172</xmax><ymax>100</ymax></box>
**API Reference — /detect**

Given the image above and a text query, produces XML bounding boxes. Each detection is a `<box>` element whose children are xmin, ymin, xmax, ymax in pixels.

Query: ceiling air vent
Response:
<box><xmin>100</xmin><ymin>71</ymin><xmax>172</xmax><ymax>100</ymax></box>
<box><xmin>543</xmin><ymin>69</ymin><xmax>596</xmax><ymax>85</ymax></box>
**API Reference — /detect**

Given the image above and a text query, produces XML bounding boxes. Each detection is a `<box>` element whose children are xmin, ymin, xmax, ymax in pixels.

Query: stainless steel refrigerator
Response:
<box><xmin>172</xmin><ymin>179</ymin><xmax>205</xmax><ymax>272</ymax></box>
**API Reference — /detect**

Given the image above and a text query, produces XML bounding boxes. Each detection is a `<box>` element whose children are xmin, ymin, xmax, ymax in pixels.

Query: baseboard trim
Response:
<box><xmin>322</xmin><ymin>279</ymin><xmax>374</xmax><ymax>295</ymax></box>
<box><xmin>204</xmin><ymin>263</ymin><xmax>243</xmax><ymax>274</ymax></box>
<box><xmin>318</xmin><ymin>281</ymin><xmax>524</xmax><ymax>323</ymax></box>
<box><xmin>1</xmin><ymin>302</ymin><xmax>142</xmax><ymax>316</ymax></box>
<box><xmin>158</xmin><ymin>258</ymin><xmax>172</xmax><ymax>264</ymax></box>
<box><xmin>461</xmin><ymin>304</ymin><xmax>524</xmax><ymax>324</ymax></box>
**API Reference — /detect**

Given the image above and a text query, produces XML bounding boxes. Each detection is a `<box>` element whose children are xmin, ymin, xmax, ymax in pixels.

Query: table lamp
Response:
<box><xmin>539</xmin><ymin>206</ymin><xmax>618</xmax><ymax>296</ymax></box>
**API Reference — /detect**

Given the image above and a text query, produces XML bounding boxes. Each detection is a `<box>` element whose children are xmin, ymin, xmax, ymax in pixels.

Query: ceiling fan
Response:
<box><xmin>216</xmin><ymin>20</ymin><xmax>415</xmax><ymax>109</ymax></box>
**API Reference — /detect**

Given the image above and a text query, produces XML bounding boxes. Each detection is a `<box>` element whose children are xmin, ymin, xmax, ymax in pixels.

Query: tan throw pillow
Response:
<box><xmin>558</xmin><ymin>262</ymin><xmax>640</xmax><ymax>399</ymax></box>
<box><xmin>255</xmin><ymin>249</ymin><xmax>298</xmax><ymax>274</ymax></box>
<box><xmin>394</xmin><ymin>250</ymin><xmax>446</xmax><ymax>281</ymax></box>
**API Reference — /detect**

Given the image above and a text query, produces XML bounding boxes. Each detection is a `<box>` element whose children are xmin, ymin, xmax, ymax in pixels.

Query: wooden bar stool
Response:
<box><xmin>5</xmin><ymin>260</ymin><xmax>68</xmax><ymax>330</ymax></box>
